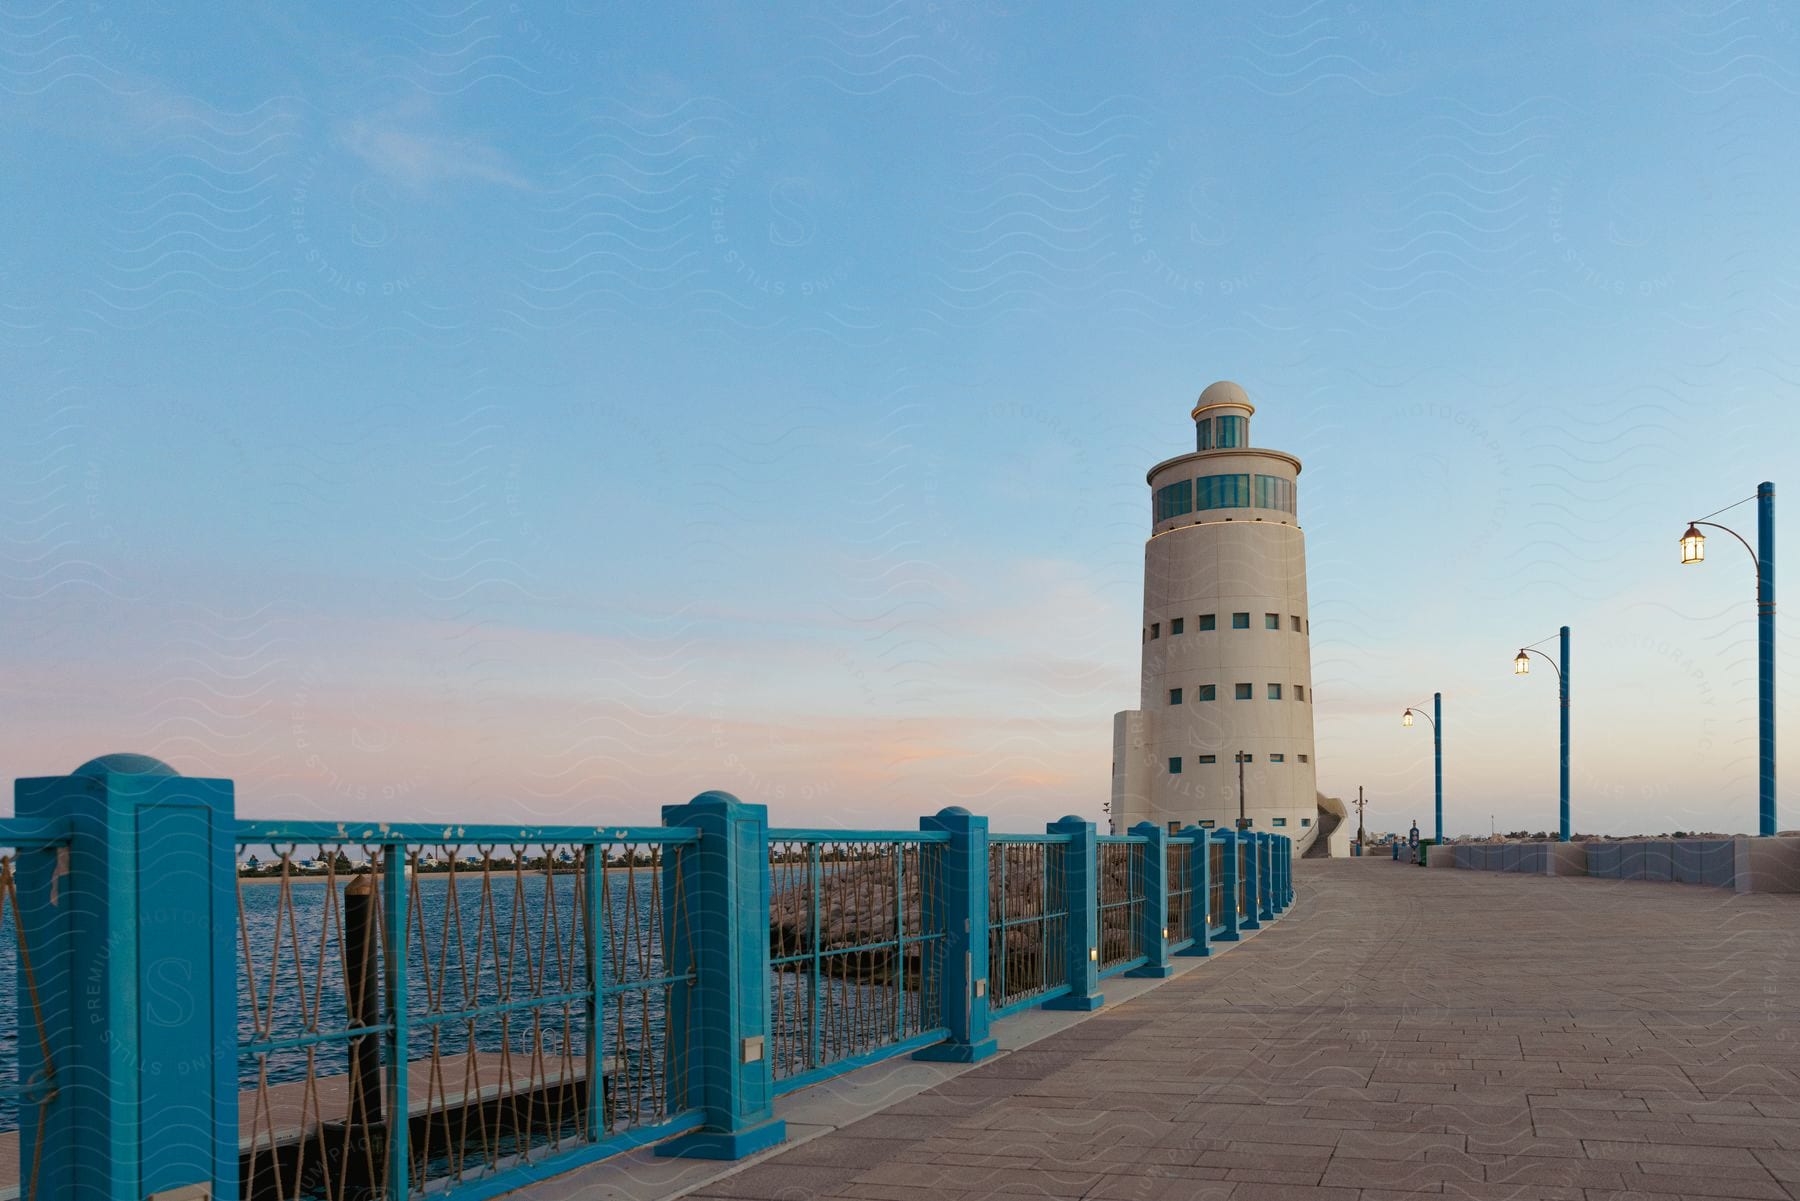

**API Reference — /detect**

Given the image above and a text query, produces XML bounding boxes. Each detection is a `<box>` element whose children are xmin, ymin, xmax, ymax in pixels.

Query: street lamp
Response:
<box><xmin>1681</xmin><ymin>523</ymin><xmax>1706</xmax><ymax>564</ymax></box>
<box><xmin>1679</xmin><ymin>483</ymin><xmax>1776</xmax><ymax>836</ymax></box>
<box><xmin>1401</xmin><ymin>693</ymin><xmax>1442</xmax><ymax>845</ymax></box>
<box><xmin>1512</xmin><ymin>627</ymin><xmax>1570</xmax><ymax>841</ymax></box>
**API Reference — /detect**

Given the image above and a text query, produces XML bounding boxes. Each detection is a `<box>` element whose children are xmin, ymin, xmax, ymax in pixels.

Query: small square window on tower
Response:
<box><xmin>1199</xmin><ymin>613</ymin><xmax>1216</xmax><ymax>630</ymax></box>
<box><xmin>1264</xmin><ymin>613</ymin><xmax>1279</xmax><ymax>629</ymax></box>
<box><xmin>1150</xmin><ymin>623</ymin><xmax>1160</xmax><ymax>639</ymax></box>
<box><xmin>1168</xmin><ymin>757</ymin><xmax>1182</xmax><ymax>774</ymax></box>
<box><xmin>1295</xmin><ymin>684</ymin><xmax>1306</xmax><ymax>701</ymax></box>
<box><xmin>1170</xmin><ymin>617</ymin><xmax>1184</xmax><ymax>635</ymax></box>
<box><xmin>1198</xmin><ymin>754</ymin><xmax>1217</xmax><ymax>764</ymax></box>
<box><xmin>1169</xmin><ymin>687</ymin><xmax>1183</xmax><ymax>705</ymax></box>
<box><xmin>1232</xmin><ymin>612</ymin><xmax>1249</xmax><ymax>629</ymax></box>
<box><xmin>1198</xmin><ymin>683</ymin><xmax>1216</xmax><ymax>701</ymax></box>
<box><xmin>1298</xmin><ymin>754</ymin><xmax>1309</xmax><ymax>763</ymax></box>
<box><xmin>1234</xmin><ymin>683</ymin><xmax>1252</xmax><ymax>700</ymax></box>
<box><xmin>1291</xmin><ymin>615</ymin><xmax>1301</xmax><ymax>632</ymax></box>
<box><xmin>1267</xmin><ymin>683</ymin><xmax>1282</xmax><ymax>700</ymax></box>
<box><xmin>1273</xmin><ymin>817</ymin><xmax>1288</xmax><ymax>827</ymax></box>
<box><xmin>1269</xmin><ymin>753</ymin><xmax>1285</xmax><ymax>763</ymax></box>
<box><xmin>1301</xmin><ymin>817</ymin><xmax>1313</xmax><ymax>827</ymax></box>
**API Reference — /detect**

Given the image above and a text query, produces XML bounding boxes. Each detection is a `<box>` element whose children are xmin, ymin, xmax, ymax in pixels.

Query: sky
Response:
<box><xmin>2</xmin><ymin>2</ymin><xmax>1797</xmax><ymax>836</ymax></box>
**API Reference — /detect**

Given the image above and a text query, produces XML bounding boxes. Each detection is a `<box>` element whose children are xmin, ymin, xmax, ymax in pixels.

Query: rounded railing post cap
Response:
<box><xmin>73</xmin><ymin>753</ymin><xmax>179</xmax><ymax>779</ymax></box>
<box><xmin>936</xmin><ymin>805</ymin><xmax>972</xmax><ymax>817</ymax></box>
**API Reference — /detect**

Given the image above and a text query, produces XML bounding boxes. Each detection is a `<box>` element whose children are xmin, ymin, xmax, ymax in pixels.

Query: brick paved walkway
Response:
<box><xmin>690</xmin><ymin>856</ymin><xmax>1800</xmax><ymax>1201</ymax></box>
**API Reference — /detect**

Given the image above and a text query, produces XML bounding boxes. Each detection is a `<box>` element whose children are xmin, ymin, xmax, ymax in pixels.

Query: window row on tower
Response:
<box><xmin>1154</xmin><ymin>473</ymin><xmax>1297</xmax><ymax>522</ymax></box>
<box><xmin>1165</xmin><ymin>816</ymin><xmax>1315</xmax><ymax>832</ymax></box>
<box><xmin>1167</xmin><ymin>683</ymin><xmax>1310</xmax><ymax>703</ymax></box>
<box><xmin>1146</xmin><ymin>611</ymin><xmax>1308</xmax><ymax>640</ymax></box>
<box><xmin>1168</xmin><ymin>751</ymin><xmax>1312</xmax><ymax>772</ymax></box>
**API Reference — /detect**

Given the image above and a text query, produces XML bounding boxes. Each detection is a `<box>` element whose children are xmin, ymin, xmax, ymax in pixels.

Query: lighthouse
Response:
<box><xmin>1110</xmin><ymin>381</ymin><xmax>1334</xmax><ymax>852</ymax></box>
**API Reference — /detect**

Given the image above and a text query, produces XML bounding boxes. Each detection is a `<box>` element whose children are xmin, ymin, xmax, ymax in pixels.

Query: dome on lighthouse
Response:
<box><xmin>1198</xmin><ymin>380</ymin><xmax>1249</xmax><ymax>407</ymax></box>
<box><xmin>1192</xmin><ymin>380</ymin><xmax>1253</xmax><ymax>418</ymax></box>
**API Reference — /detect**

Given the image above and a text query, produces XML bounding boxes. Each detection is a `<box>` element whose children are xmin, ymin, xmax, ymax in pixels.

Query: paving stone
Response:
<box><xmin>678</xmin><ymin>861</ymin><xmax>1800</xmax><ymax>1201</ymax></box>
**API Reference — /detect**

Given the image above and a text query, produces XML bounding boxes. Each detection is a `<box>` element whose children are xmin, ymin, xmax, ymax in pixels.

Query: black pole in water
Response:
<box><xmin>345</xmin><ymin>872</ymin><xmax>383</xmax><ymax>1134</ymax></box>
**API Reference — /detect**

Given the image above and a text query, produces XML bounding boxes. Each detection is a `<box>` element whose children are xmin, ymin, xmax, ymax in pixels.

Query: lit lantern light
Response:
<box><xmin>1514</xmin><ymin>650</ymin><xmax>1531</xmax><ymax>676</ymax></box>
<box><xmin>1401</xmin><ymin>710</ymin><xmax>1414</xmax><ymax>728</ymax></box>
<box><xmin>1680</xmin><ymin>523</ymin><xmax>1706</xmax><ymax>565</ymax></box>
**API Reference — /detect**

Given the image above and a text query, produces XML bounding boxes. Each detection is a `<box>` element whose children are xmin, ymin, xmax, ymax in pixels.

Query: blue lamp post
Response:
<box><xmin>1401</xmin><ymin>693</ymin><xmax>1442</xmax><ymax>844</ymax></box>
<box><xmin>1513</xmin><ymin>627</ymin><xmax>1571</xmax><ymax>841</ymax></box>
<box><xmin>1681</xmin><ymin>482</ymin><xmax>1776</xmax><ymax>836</ymax></box>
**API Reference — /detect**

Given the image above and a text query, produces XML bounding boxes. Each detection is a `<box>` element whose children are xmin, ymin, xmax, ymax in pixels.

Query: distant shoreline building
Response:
<box><xmin>1110</xmin><ymin>381</ymin><xmax>1345</xmax><ymax>854</ymax></box>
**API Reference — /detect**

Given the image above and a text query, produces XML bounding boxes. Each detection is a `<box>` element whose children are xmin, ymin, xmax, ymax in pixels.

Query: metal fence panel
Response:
<box><xmin>1206</xmin><ymin>839</ymin><xmax>1225</xmax><ymax>931</ymax></box>
<box><xmin>1096</xmin><ymin>838</ymin><xmax>1145</xmax><ymax>971</ymax></box>
<box><xmin>766</xmin><ymin>837</ymin><xmax>946</xmax><ymax>1089</ymax></box>
<box><xmin>233</xmin><ymin>833</ymin><xmax>696</xmax><ymax>1199</ymax></box>
<box><xmin>986</xmin><ymin>840</ymin><xmax>1070</xmax><ymax>1013</ymax></box>
<box><xmin>1165</xmin><ymin>839</ymin><xmax>1194</xmax><ymax>948</ymax></box>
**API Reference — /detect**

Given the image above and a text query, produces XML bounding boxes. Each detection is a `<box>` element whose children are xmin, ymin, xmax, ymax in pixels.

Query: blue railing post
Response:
<box><xmin>1281</xmin><ymin>836</ymin><xmax>1293</xmax><ymax>907</ymax></box>
<box><xmin>1044</xmin><ymin>815</ymin><xmax>1104</xmax><ymax>1010</ymax></box>
<box><xmin>913</xmin><ymin>806</ymin><xmax>998</xmax><ymax>1063</ymax></box>
<box><xmin>656</xmin><ymin>790</ymin><xmax>787</xmax><ymax>1159</ymax></box>
<box><xmin>1258</xmin><ymin>833</ymin><xmax>1275</xmax><ymax>922</ymax></box>
<box><xmin>382</xmin><ymin>840</ymin><xmax>411</xmax><ymax>1198</ymax></box>
<box><xmin>1212</xmin><ymin>828</ymin><xmax>1240</xmax><ymax>941</ymax></box>
<box><xmin>15</xmin><ymin>753</ymin><xmax>239</xmax><ymax>1201</ymax></box>
<box><xmin>1175</xmin><ymin>825</ymin><xmax>1210</xmax><ymax>957</ymax></box>
<box><xmin>1127</xmin><ymin>822</ymin><xmax>1173</xmax><ymax>978</ymax></box>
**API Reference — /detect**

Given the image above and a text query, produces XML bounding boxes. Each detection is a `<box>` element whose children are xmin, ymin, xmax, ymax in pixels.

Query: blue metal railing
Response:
<box><xmin>0</xmin><ymin>763</ymin><xmax>1299</xmax><ymax>1201</ymax></box>
<box><xmin>765</xmin><ymin>830</ymin><xmax>950</xmax><ymax>1092</ymax></box>
<box><xmin>987</xmin><ymin>835</ymin><xmax>1072</xmax><ymax>1017</ymax></box>
<box><xmin>232</xmin><ymin>821</ymin><xmax>703</xmax><ymax>1200</ymax></box>
<box><xmin>1206</xmin><ymin>836</ymin><xmax>1227</xmax><ymax>935</ymax></box>
<box><xmin>1166</xmin><ymin>836</ymin><xmax>1196</xmax><ymax>953</ymax></box>
<box><xmin>1095</xmin><ymin>835</ymin><xmax>1148</xmax><ymax>976</ymax></box>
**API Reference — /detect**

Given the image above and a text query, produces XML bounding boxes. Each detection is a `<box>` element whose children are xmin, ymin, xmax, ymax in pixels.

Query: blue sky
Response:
<box><xmin>3</xmin><ymin>2</ymin><xmax>1797</xmax><ymax>835</ymax></box>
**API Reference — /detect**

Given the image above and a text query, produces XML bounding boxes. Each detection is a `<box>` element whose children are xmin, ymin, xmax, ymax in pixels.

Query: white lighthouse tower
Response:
<box><xmin>1110</xmin><ymin>382</ymin><xmax>1340</xmax><ymax>854</ymax></box>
